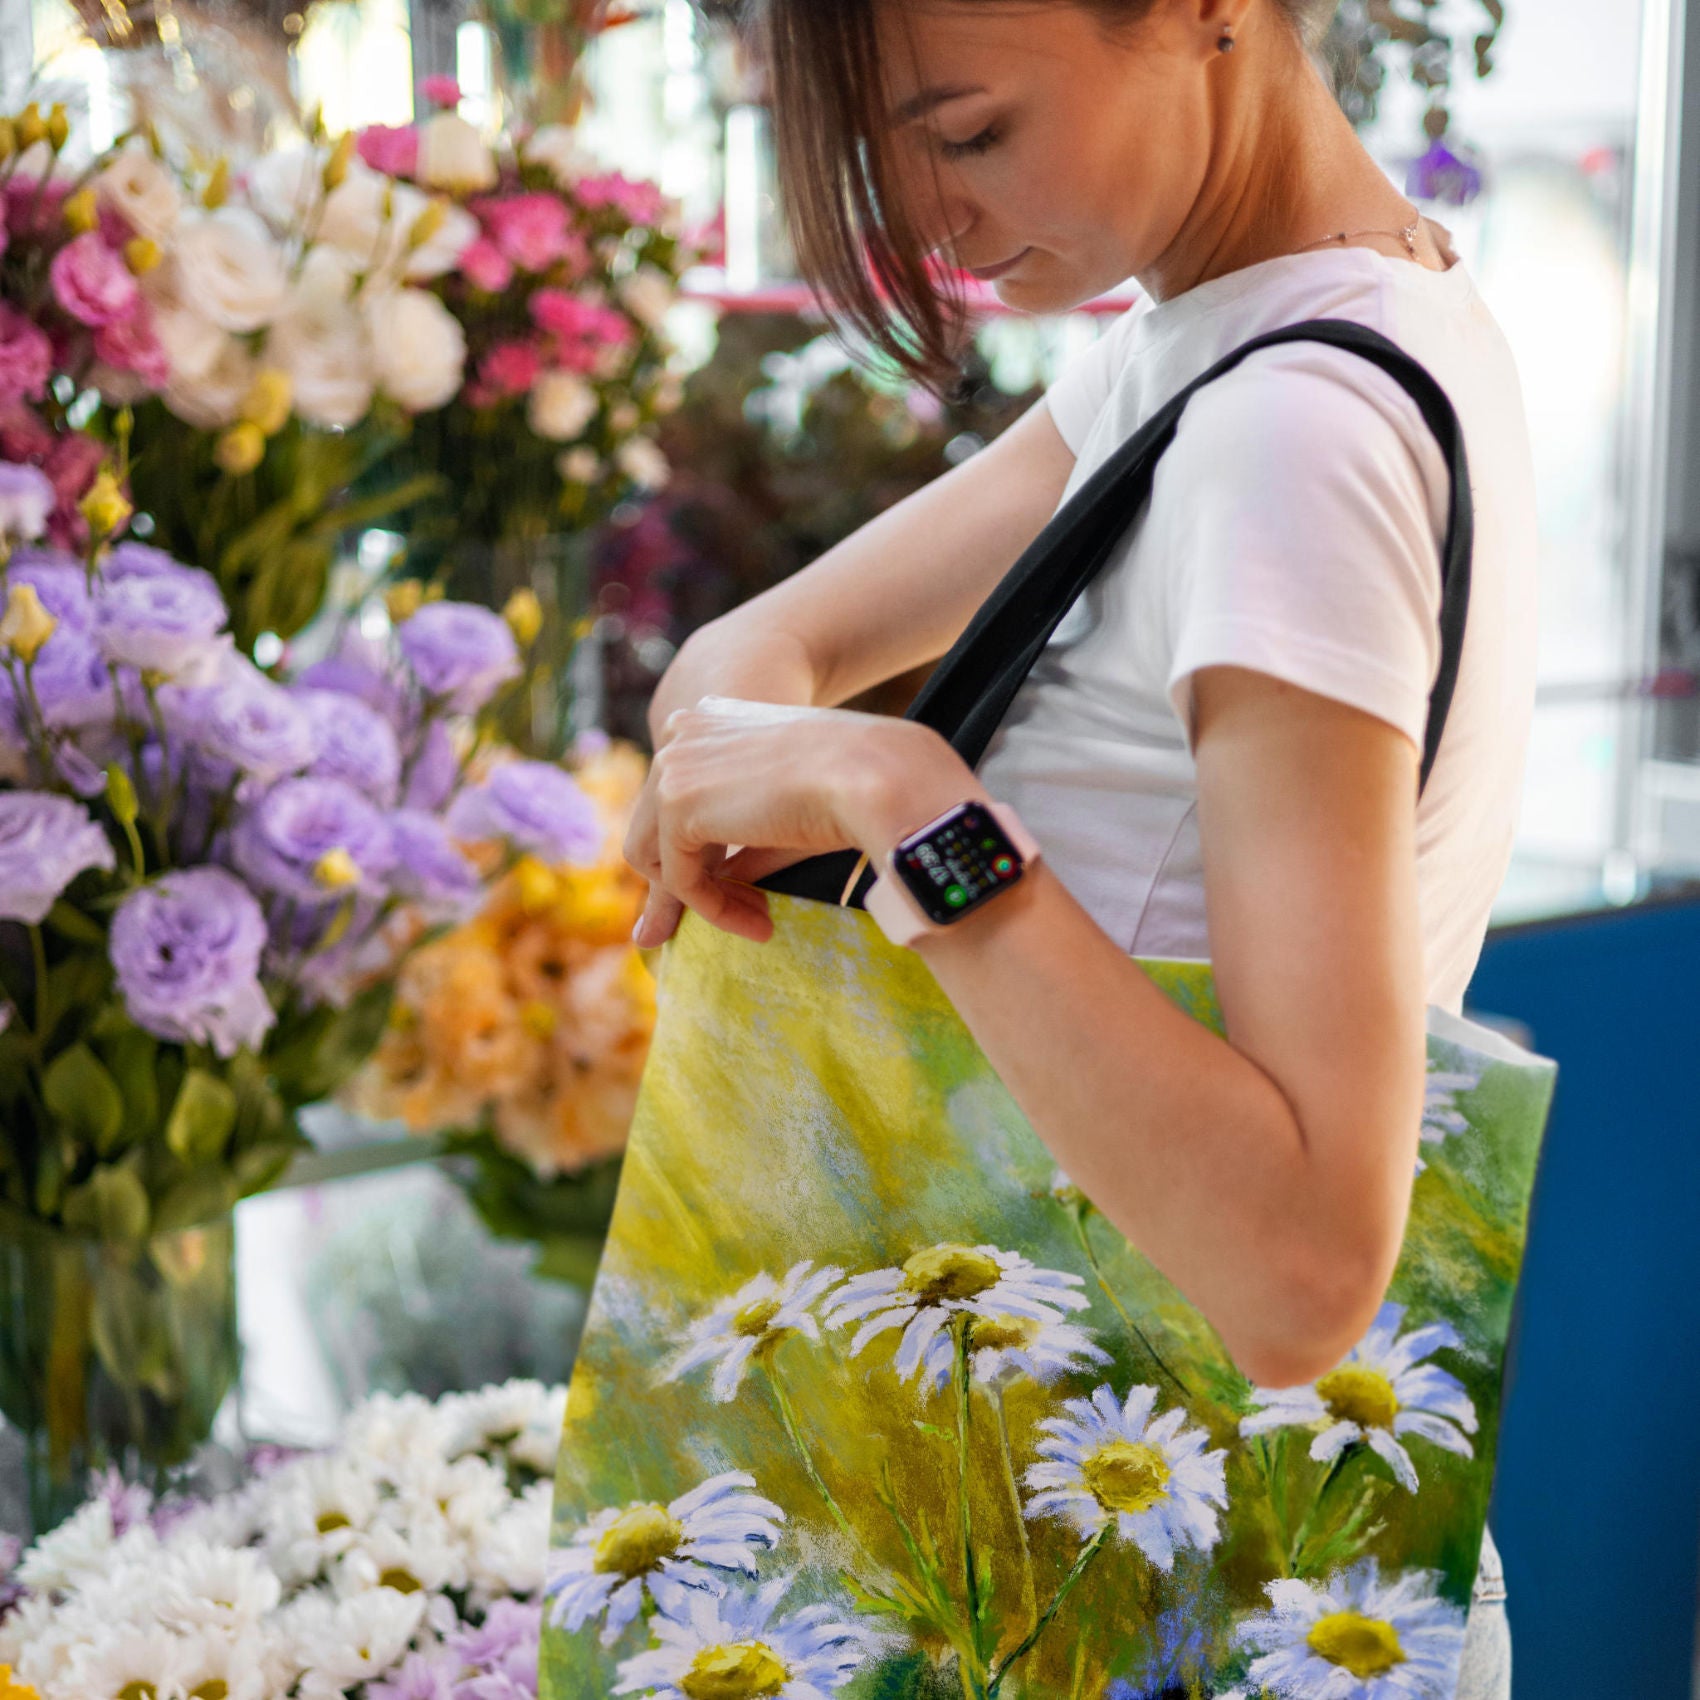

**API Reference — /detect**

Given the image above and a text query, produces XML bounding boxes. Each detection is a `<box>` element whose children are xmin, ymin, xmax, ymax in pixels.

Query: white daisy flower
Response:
<box><xmin>1238</xmin><ymin>1300</ymin><xmax>1478</xmax><ymax>1493</ymax></box>
<box><xmin>544</xmin><ymin>1470</ymin><xmax>786</xmax><ymax>1647</ymax></box>
<box><xmin>1415</xmin><ymin>1060</ymin><xmax>1482</xmax><ymax>1175</ymax></box>
<box><xmin>662</xmin><ymin>1260</ymin><xmax>846</xmax><ymax>1402</ymax></box>
<box><xmin>388</xmin><ymin>1451</ymin><xmax>512</xmax><ymax>1552</ymax></box>
<box><xmin>823</xmin><ymin>1242</ymin><xmax>1090</xmax><ymax>1383</ymax></box>
<box><xmin>915</xmin><ymin>1308</ymin><xmax>1110</xmax><ymax>1394</ymax></box>
<box><xmin>260</xmin><ymin>1455</ymin><xmax>381</xmax><ymax>1587</ymax></box>
<box><xmin>62</xmin><ymin>1623</ymin><xmax>188</xmax><ymax>1700</ymax></box>
<box><xmin>468</xmin><ymin>1479</ymin><xmax>553</xmax><ymax>1604</ymax></box>
<box><xmin>16</xmin><ymin>1496</ymin><xmax>153</xmax><ymax>1592</ymax></box>
<box><xmin>612</xmin><ymin>1573</ymin><xmax>881</xmax><ymax>1699</ymax></box>
<box><xmin>173</xmin><ymin>1629</ymin><xmax>273</xmax><ymax>1700</ymax></box>
<box><xmin>337</xmin><ymin>1388</ymin><xmax>454</xmax><ymax>1472</ymax></box>
<box><xmin>1233</xmin><ymin>1556</ymin><xmax>1468</xmax><ymax>1697</ymax></box>
<box><xmin>154</xmin><ymin>1537</ymin><xmax>283</xmax><ymax>1636</ymax></box>
<box><xmin>283</xmin><ymin>1587</ymin><xmax>428</xmax><ymax>1700</ymax></box>
<box><xmin>442</xmin><ymin>1376</ymin><xmax>557</xmax><ymax>1460</ymax></box>
<box><xmin>1023</xmin><ymin>1382</ymin><xmax>1230</xmax><ymax>1571</ymax></box>
<box><xmin>331</xmin><ymin>1514</ymin><xmax>465</xmax><ymax>1599</ymax></box>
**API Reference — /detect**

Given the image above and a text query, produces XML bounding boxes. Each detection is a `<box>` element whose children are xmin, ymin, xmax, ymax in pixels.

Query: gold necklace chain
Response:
<box><xmin>1291</xmin><ymin>218</ymin><xmax>1423</xmax><ymax>260</ymax></box>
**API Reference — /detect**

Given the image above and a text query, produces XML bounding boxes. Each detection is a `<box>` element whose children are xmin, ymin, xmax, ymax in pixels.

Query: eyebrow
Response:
<box><xmin>889</xmin><ymin>83</ymin><xmax>987</xmax><ymax>125</ymax></box>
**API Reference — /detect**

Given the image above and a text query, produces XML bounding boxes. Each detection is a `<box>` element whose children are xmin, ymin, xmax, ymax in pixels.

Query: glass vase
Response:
<box><xmin>0</xmin><ymin>1199</ymin><xmax>241</xmax><ymax>1538</ymax></box>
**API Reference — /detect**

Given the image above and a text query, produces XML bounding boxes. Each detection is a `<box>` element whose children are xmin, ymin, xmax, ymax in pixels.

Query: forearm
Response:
<box><xmin>847</xmin><ymin>745</ymin><xmax>1385</xmax><ymax>1391</ymax></box>
<box><xmin>648</xmin><ymin>620</ymin><xmax>824</xmax><ymax>745</ymax></box>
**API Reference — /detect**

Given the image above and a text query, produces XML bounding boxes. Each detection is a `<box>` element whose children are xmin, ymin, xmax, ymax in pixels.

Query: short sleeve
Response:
<box><xmin>1157</xmin><ymin>345</ymin><xmax>1450</xmax><ymax>762</ymax></box>
<box><xmin>1041</xmin><ymin>301</ymin><xmax>1148</xmax><ymax>456</ymax></box>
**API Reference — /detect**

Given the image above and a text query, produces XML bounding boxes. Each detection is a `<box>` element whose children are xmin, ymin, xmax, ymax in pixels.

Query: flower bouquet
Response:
<box><xmin>0</xmin><ymin>1377</ymin><xmax>566</xmax><ymax>1698</ymax></box>
<box><xmin>345</xmin><ymin>733</ymin><xmax>656</xmax><ymax>1288</ymax></box>
<box><xmin>0</xmin><ymin>443</ymin><xmax>610</xmax><ymax>1535</ymax></box>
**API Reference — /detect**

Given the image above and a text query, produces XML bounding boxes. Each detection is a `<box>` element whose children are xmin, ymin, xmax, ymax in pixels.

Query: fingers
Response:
<box><xmin>658</xmin><ymin>825</ymin><xmax>773</xmax><ymax>945</ymax></box>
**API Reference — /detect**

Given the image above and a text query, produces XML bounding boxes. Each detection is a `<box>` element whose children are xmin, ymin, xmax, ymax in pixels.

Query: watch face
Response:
<box><xmin>892</xmin><ymin>803</ymin><xmax>1025</xmax><ymax>925</ymax></box>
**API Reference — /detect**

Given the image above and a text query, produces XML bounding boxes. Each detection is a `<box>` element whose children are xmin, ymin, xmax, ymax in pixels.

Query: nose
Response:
<box><xmin>890</xmin><ymin>150</ymin><xmax>974</xmax><ymax>263</ymax></box>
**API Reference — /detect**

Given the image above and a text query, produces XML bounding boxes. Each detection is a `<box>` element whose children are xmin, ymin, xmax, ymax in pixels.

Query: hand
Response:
<box><xmin>625</xmin><ymin>696</ymin><xmax>972</xmax><ymax>947</ymax></box>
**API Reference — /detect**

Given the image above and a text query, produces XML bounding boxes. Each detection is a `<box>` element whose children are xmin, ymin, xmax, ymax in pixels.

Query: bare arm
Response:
<box><xmin>646</xmin><ymin>395</ymin><xmax>1077</xmax><ymax>740</ymax></box>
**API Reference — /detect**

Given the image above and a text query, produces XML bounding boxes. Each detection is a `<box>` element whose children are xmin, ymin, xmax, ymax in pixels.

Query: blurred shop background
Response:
<box><xmin>0</xmin><ymin>0</ymin><xmax>1696</xmax><ymax>1695</ymax></box>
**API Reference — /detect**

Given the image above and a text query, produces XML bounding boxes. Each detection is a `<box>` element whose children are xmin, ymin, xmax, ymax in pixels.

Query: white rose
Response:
<box><xmin>244</xmin><ymin>143</ymin><xmax>329</xmax><ymax>232</ymax></box>
<box><xmin>365</xmin><ymin>287</ymin><xmax>466</xmax><ymax>413</ymax></box>
<box><xmin>608</xmin><ymin>399</ymin><xmax>640</xmax><ymax>434</ymax></box>
<box><xmin>96</xmin><ymin>140</ymin><xmax>182</xmax><ymax>242</ymax></box>
<box><xmin>150</xmin><ymin>300</ymin><xmax>228</xmax><ymax>383</ymax></box>
<box><xmin>615</xmin><ymin>437</ymin><xmax>669</xmax><ymax>491</ymax></box>
<box><xmin>416</xmin><ymin>113</ymin><xmax>497</xmax><ymax>193</ymax></box>
<box><xmin>591</xmin><ymin>341</ymin><xmax>633</xmax><ymax>382</ymax></box>
<box><xmin>402</xmin><ymin>198</ymin><xmax>479</xmax><ymax>283</ymax></box>
<box><xmin>317</xmin><ymin>168</ymin><xmax>406</xmax><ymax>274</ymax></box>
<box><xmin>163</xmin><ymin>333</ymin><xmax>254</xmax><ymax>429</ymax></box>
<box><xmin>296</xmin><ymin>242</ymin><xmax>360</xmax><ymax>306</ymax></box>
<box><xmin>616</xmin><ymin>265</ymin><xmax>674</xmax><ymax>330</ymax></box>
<box><xmin>558</xmin><ymin>447</ymin><xmax>602</xmax><ymax>485</ymax></box>
<box><xmin>527</xmin><ymin>370</ymin><xmax>598</xmax><ymax>442</ymax></box>
<box><xmin>264</xmin><ymin>285</ymin><xmax>374</xmax><ymax>428</ymax></box>
<box><xmin>520</xmin><ymin>124</ymin><xmax>598</xmax><ymax>187</ymax></box>
<box><xmin>172</xmin><ymin>207</ymin><xmax>290</xmax><ymax>332</ymax></box>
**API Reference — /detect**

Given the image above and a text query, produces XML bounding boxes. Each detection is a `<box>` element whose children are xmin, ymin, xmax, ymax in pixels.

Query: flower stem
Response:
<box><xmin>761</xmin><ymin>1355</ymin><xmax>862</xmax><ymax>1556</ymax></box>
<box><xmin>1069</xmin><ymin>1203</ymin><xmax>1192</xmax><ymax>1400</ymax></box>
<box><xmin>953</xmin><ymin>1317</ymin><xmax>989</xmax><ymax>1692</ymax></box>
<box><xmin>991</xmin><ymin>1382</ymin><xmax>1037</xmax><ymax>1630</ymax></box>
<box><xmin>1288</xmin><ymin>1447</ymin><xmax>1351</xmax><ymax>1573</ymax></box>
<box><xmin>28</xmin><ymin>922</ymin><xmax>47</xmax><ymax>1039</ymax></box>
<box><xmin>988</xmin><ymin>1524</ymin><xmax>1110</xmax><ymax>1695</ymax></box>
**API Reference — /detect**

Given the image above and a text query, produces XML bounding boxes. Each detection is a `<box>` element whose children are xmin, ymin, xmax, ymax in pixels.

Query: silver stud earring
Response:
<box><xmin>1218</xmin><ymin>26</ymin><xmax>1235</xmax><ymax>51</ymax></box>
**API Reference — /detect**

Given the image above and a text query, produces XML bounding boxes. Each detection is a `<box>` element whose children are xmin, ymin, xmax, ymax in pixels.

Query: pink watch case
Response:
<box><xmin>864</xmin><ymin>798</ymin><xmax>1042</xmax><ymax>946</ymax></box>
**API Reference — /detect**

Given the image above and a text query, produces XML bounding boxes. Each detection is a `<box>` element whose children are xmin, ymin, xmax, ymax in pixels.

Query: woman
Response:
<box><xmin>621</xmin><ymin>1</ymin><xmax>1531</xmax><ymax>1694</ymax></box>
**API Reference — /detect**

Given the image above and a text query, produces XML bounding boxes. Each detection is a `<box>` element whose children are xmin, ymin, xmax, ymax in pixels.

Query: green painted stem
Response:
<box><xmin>1070</xmin><ymin>1205</ymin><xmax>1192</xmax><ymax>1400</ymax></box>
<box><xmin>992</xmin><ymin>1382</ymin><xmax>1037</xmax><ymax>1629</ymax></box>
<box><xmin>1287</xmin><ymin>1447</ymin><xmax>1352</xmax><ymax>1572</ymax></box>
<box><xmin>988</xmin><ymin>1524</ymin><xmax>1111</xmax><ymax>1695</ymax></box>
<box><xmin>954</xmin><ymin>1318</ymin><xmax>989</xmax><ymax>1695</ymax></box>
<box><xmin>762</xmin><ymin>1356</ymin><xmax>862</xmax><ymax>1556</ymax></box>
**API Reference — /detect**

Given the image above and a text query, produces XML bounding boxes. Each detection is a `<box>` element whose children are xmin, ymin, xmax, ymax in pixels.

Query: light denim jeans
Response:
<box><xmin>1456</xmin><ymin>1520</ymin><xmax>1512</xmax><ymax>1700</ymax></box>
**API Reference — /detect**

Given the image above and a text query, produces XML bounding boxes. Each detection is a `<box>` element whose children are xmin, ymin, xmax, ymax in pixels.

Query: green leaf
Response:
<box><xmin>43</xmin><ymin>1043</ymin><xmax>125</xmax><ymax>1154</ymax></box>
<box><xmin>101</xmin><ymin>1027</ymin><xmax>160</xmax><ymax>1143</ymax></box>
<box><xmin>231</xmin><ymin>1138</ymin><xmax>304</xmax><ymax>1194</ymax></box>
<box><xmin>164</xmin><ymin>1069</ymin><xmax>237</xmax><ymax>1166</ymax></box>
<box><xmin>61</xmin><ymin>1162</ymin><xmax>151</xmax><ymax>1240</ymax></box>
<box><xmin>153</xmin><ymin>1168</ymin><xmax>241</xmax><ymax>1234</ymax></box>
<box><xmin>38</xmin><ymin>954</ymin><xmax>113</xmax><ymax>1048</ymax></box>
<box><xmin>44</xmin><ymin>900</ymin><xmax>107</xmax><ymax>945</ymax></box>
<box><xmin>264</xmin><ymin>981</ymin><xmax>393</xmax><ymax>1106</ymax></box>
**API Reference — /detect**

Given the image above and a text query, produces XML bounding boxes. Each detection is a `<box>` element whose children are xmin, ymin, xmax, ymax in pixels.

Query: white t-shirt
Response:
<box><xmin>974</xmin><ymin>240</ymin><xmax>1540</xmax><ymax>1018</ymax></box>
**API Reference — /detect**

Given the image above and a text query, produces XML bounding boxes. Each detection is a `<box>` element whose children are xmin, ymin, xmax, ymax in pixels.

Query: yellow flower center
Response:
<box><xmin>1306</xmin><ymin>1610</ymin><xmax>1407</xmax><ymax>1678</ymax></box>
<box><xmin>1081</xmin><ymin>1440</ymin><xmax>1171</xmax><ymax>1514</ymax></box>
<box><xmin>190</xmin><ymin>1684</ymin><xmax>229</xmax><ymax>1700</ymax></box>
<box><xmin>967</xmin><ymin>1313</ymin><xmax>1041</xmax><ymax>1353</ymax></box>
<box><xmin>901</xmin><ymin>1244</ymin><xmax>1002</xmax><ymax>1305</ymax></box>
<box><xmin>679</xmin><ymin>1641</ymin><xmax>791</xmax><ymax>1699</ymax></box>
<box><xmin>117</xmin><ymin>1686</ymin><xmax>157</xmax><ymax>1700</ymax></box>
<box><xmin>1316</xmin><ymin>1366</ymin><xmax>1400</xmax><ymax>1431</ymax></box>
<box><xmin>592</xmin><ymin>1503</ymin><xmax>685</xmax><ymax>1578</ymax></box>
<box><xmin>316</xmin><ymin>1510</ymin><xmax>352</xmax><ymax>1533</ymax></box>
<box><xmin>379</xmin><ymin>1566</ymin><xmax>423</xmax><ymax>1593</ymax></box>
<box><xmin>733</xmin><ymin>1296</ymin><xmax>783</xmax><ymax>1338</ymax></box>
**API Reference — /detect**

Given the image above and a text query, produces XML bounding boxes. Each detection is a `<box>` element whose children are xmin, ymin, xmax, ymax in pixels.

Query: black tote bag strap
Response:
<box><xmin>755</xmin><ymin>316</ymin><xmax>1474</xmax><ymax>910</ymax></box>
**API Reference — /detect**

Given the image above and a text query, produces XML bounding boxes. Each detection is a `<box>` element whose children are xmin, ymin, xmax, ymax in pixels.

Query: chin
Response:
<box><xmin>991</xmin><ymin>260</ymin><xmax>1115</xmax><ymax>315</ymax></box>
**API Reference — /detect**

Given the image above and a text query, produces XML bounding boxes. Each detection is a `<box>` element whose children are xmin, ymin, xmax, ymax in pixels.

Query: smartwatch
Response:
<box><xmin>864</xmin><ymin>798</ymin><xmax>1043</xmax><ymax>947</ymax></box>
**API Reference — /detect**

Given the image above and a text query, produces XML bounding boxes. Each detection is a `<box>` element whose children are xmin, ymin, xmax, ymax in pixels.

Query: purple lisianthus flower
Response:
<box><xmin>92</xmin><ymin>559</ymin><xmax>228</xmax><ymax>676</ymax></box>
<box><xmin>446</xmin><ymin>759</ymin><xmax>602</xmax><ymax>862</ymax></box>
<box><xmin>401</xmin><ymin>715</ymin><xmax>459</xmax><ymax>811</ymax></box>
<box><xmin>0</xmin><ymin>460</ymin><xmax>55</xmax><ymax>542</ymax></box>
<box><xmin>396</xmin><ymin>600</ymin><xmax>521</xmax><ymax>713</ymax></box>
<box><xmin>1406</xmin><ymin>137</ymin><xmax>1484</xmax><ymax>207</ymax></box>
<box><xmin>160</xmin><ymin>657</ymin><xmax>314</xmax><ymax>784</ymax></box>
<box><xmin>0</xmin><ymin>628</ymin><xmax>116</xmax><ymax>738</ymax></box>
<box><xmin>104</xmin><ymin>540</ymin><xmax>190</xmax><ymax>580</ymax></box>
<box><xmin>293</xmin><ymin>687</ymin><xmax>403</xmax><ymax>806</ymax></box>
<box><xmin>367</xmin><ymin>1651</ymin><xmax>453</xmax><ymax>1700</ymax></box>
<box><xmin>231</xmin><ymin>775</ymin><xmax>396</xmax><ymax>905</ymax></box>
<box><xmin>8</xmin><ymin>548</ymin><xmax>94</xmax><ymax>629</ymax></box>
<box><xmin>0</xmin><ymin>790</ymin><xmax>115</xmax><ymax>921</ymax></box>
<box><xmin>448</xmin><ymin>1599</ymin><xmax>542</xmax><ymax>1667</ymax></box>
<box><xmin>387</xmin><ymin>808</ymin><xmax>482</xmax><ymax>917</ymax></box>
<box><xmin>110</xmin><ymin>866</ymin><xmax>274</xmax><ymax>1056</ymax></box>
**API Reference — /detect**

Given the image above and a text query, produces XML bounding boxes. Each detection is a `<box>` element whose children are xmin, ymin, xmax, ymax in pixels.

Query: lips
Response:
<box><xmin>966</xmin><ymin>247</ymin><xmax>1030</xmax><ymax>282</ymax></box>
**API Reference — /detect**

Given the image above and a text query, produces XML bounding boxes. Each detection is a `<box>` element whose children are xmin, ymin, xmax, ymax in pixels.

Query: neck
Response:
<box><xmin>1137</xmin><ymin>14</ymin><xmax>1420</xmax><ymax>304</ymax></box>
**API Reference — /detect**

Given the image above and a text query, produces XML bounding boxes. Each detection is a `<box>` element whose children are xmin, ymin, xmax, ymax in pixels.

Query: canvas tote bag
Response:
<box><xmin>539</xmin><ymin>320</ymin><xmax>1558</xmax><ymax>1700</ymax></box>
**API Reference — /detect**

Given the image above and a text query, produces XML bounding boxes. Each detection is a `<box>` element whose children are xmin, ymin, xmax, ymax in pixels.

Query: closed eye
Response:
<box><xmin>940</xmin><ymin>125</ymin><xmax>1002</xmax><ymax>160</ymax></box>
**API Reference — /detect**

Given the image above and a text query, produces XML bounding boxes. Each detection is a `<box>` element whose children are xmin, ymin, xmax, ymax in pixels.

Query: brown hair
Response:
<box><xmin>753</xmin><ymin>0</ymin><xmax>1339</xmax><ymax>393</ymax></box>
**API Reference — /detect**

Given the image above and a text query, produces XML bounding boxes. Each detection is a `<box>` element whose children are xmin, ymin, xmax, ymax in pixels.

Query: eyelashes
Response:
<box><xmin>940</xmin><ymin>125</ymin><xmax>1002</xmax><ymax>160</ymax></box>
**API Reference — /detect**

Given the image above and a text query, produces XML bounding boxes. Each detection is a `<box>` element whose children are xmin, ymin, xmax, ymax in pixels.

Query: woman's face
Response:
<box><xmin>873</xmin><ymin>0</ymin><xmax>1219</xmax><ymax>310</ymax></box>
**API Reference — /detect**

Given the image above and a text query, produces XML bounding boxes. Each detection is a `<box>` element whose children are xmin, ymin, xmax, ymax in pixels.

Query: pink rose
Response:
<box><xmin>42</xmin><ymin>432</ymin><xmax>107</xmax><ymax>550</ymax></box>
<box><xmin>574</xmin><ymin>172</ymin><xmax>666</xmax><ymax>227</ymax></box>
<box><xmin>4</xmin><ymin>175</ymin><xmax>66</xmax><ymax>240</ymax></box>
<box><xmin>357</xmin><ymin>124</ymin><xmax>420</xmax><ymax>180</ymax></box>
<box><xmin>49</xmin><ymin>233</ymin><xmax>141</xmax><ymax>329</ymax></box>
<box><xmin>458</xmin><ymin>237</ymin><xmax>513</xmax><ymax>293</ymax></box>
<box><xmin>478</xmin><ymin>340</ymin><xmax>543</xmax><ymax>397</ymax></box>
<box><xmin>0</xmin><ymin>401</ymin><xmax>54</xmax><ymax>463</ymax></box>
<box><xmin>478</xmin><ymin>193</ymin><xmax>581</xmax><ymax>274</ymax></box>
<box><xmin>93</xmin><ymin>302</ymin><xmax>170</xmax><ymax>388</ymax></box>
<box><xmin>530</xmin><ymin>288</ymin><xmax>634</xmax><ymax>350</ymax></box>
<box><xmin>421</xmin><ymin>75</ymin><xmax>462</xmax><ymax>109</ymax></box>
<box><xmin>0</xmin><ymin>305</ymin><xmax>53</xmax><ymax>405</ymax></box>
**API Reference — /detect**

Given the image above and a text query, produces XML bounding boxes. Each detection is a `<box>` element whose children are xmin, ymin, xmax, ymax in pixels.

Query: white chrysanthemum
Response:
<box><xmin>823</xmin><ymin>1242</ymin><xmax>1091</xmax><ymax>1383</ymax></box>
<box><xmin>0</xmin><ymin>1589</ymin><xmax>62</xmax><ymax>1674</ymax></box>
<box><xmin>173</xmin><ymin>1629</ymin><xmax>274</xmax><ymax>1700</ymax></box>
<box><xmin>544</xmin><ymin>1470</ymin><xmax>785</xmax><ymax>1647</ymax></box>
<box><xmin>154</xmin><ymin>1537</ymin><xmax>283</xmax><ymax>1636</ymax></box>
<box><xmin>916</xmin><ymin>1307</ymin><xmax>1110</xmax><ymax>1394</ymax></box>
<box><xmin>260</xmin><ymin>1454</ymin><xmax>382</xmax><ymax>1587</ymax></box>
<box><xmin>283</xmin><ymin>1586</ymin><xmax>427</xmax><ymax>1700</ymax></box>
<box><xmin>469</xmin><ymin>1479</ymin><xmax>553</xmax><ymax>1604</ymax></box>
<box><xmin>662</xmin><ymin>1260</ymin><xmax>846</xmax><ymax>1402</ymax></box>
<box><xmin>63</xmin><ymin>1546</ymin><xmax>179</xmax><ymax>1636</ymax></box>
<box><xmin>16</xmin><ymin>1498</ymin><xmax>158</xmax><ymax>1592</ymax></box>
<box><xmin>338</xmin><ymin>1388</ymin><xmax>453</xmax><ymax>1470</ymax></box>
<box><xmin>331</xmin><ymin>1513</ymin><xmax>465</xmax><ymax>1600</ymax></box>
<box><xmin>443</xmin><ymin>1376</ymin><xmax>560</xmax><ymax>1463</ymax></box>
<box><xmin>62</xmin><ymin>1623</ymin><xmax>189</xmax><ymax>1700</ymax></box>
<box><xmin>1415</xmin><ymin>1060</ymin><xmax>1483</xmax><ymax>1174</ymax></box>
<box><xmin>1023</xmin><ymin>1382</ymin><xmax>1230</xmax><ymax>1570</ymax></box>
<box><xmin>388</xmin><ymin>1450</ymin><xmax>512</xmax><ymax>1548</ymax></box>
<box><xmin>1233</xmin><ymin>1556</ymin><xmax>1468</xmax><ymax>1698</ymax></box>
<box><xmin>1238</xmin><ymin>1300</ymin><xmax>1478</xmax><ymax>1493</ymax></box>
<box><xmin>612</xmin><ymin>1573</ymin><xmax>882</xmax><ymax>1699</ymax></box>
